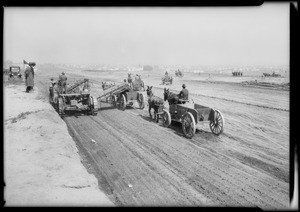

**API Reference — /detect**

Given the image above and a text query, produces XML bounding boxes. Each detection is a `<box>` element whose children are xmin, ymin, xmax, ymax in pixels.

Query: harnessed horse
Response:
<box><xmin>146</xmin><ymin>86</ymin><xmax>164</xmax><ymax>122</ymax></box>
<box><xmin>163</xmin><ymin>88</ymin><xmax>179</xmax><ymax>105</ymax></box>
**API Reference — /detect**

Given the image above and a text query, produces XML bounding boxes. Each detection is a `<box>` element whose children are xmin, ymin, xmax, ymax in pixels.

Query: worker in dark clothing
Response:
<box><xmin>49</xmin><ymin>78</ymin><xmax>56</xmax><ymax>102</ymax></box>
<box><xmin>178</xmin><ymin>84</ymin><xmax>189</xmax><ymax>104</ymax></box>
<box><xmin>25</xmin><ymin>62</ymin><xmax>36</xmax><ymax>92</ymax></box>
<box><xmin>59</xmin><ymin>72</ymin><xmax>67</xmax><ymax>94</ymax></box>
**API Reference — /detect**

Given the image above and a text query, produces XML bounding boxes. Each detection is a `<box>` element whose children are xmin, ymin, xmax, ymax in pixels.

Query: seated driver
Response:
<box><xmin>178</xmin><ymin>84</ymin><xmax>189</xmax><ymax>104</ymax></box>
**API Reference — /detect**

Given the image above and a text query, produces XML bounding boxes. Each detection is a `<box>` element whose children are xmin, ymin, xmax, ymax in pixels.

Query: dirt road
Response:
<box><xmin>35</xmin><ymin>67</ymin><xmax>290</xmax><ymax>208</ymax></box>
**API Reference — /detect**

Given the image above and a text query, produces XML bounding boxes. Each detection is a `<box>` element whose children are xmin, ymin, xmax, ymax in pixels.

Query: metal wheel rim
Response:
<box><xmin>119</xmin><ymin>94</ymin><xmax>126</xmax><ymax>110</ymax></box>
<box><xmin>90</xmin><ymin>96</ymin><xmax>94</xmax><ymax>108</ymax></box>
<box><xmin>182</xmin><ymin>112</ymin><xmax>196</xmax><ymax>138</ymax></box>
<box><xmin>162</xmin><ymin>110</ymin><xmax>171</xmax><ymax>127</ymax></box>
<box><xmin>150</xmin><ymin>109</ymin><xmax>157</xmax><ymax>120</ymax></box>
<box><xmin>94</xmin><ymin>98</ymin><xmax>98</xmax><ymax>110</ymax></box>
<box><xmin>209</xmin><ymin>110</ymin><xmax>224</xmax><ymax>135</ymax></box>
<box><xmin>113</xmin><ymin>95</ymin><xmax>117</xmax><ymax>107</ymax></box>
<box><xmin>139</xmin><ymin>93</ymin><xmax>145</xmax><ymax>109</ymax></box>
<box><xmin>58</xmin><ymin>98</ymin><xmax>64</xmax><ymax>115</ymax></box>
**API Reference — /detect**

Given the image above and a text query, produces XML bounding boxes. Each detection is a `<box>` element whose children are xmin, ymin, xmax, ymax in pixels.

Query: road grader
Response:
<box><xmin>97</xmin><ymin>78</ymin><xmax>146</xmax><ymax>111</ymax></box>
<box><xmin>50</xmin><ymin>78</ymin><xmax>98</xmax><ymax>117</ymax></box>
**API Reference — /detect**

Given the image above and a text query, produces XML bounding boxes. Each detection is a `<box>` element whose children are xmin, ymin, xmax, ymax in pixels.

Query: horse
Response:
<box><xmin>146</xmin><ymin>86</ymin><xmax>164</xmax><ymax>122</ymax></box>
<box><xmin>163</xmin><ymin>88</ymin><xmax>179</xmax><ymax>105</ymax></box>
<box><xmin>102</xmin><ymin>81</ymin><xmax>115</xmax><ymax>90</ymax></box>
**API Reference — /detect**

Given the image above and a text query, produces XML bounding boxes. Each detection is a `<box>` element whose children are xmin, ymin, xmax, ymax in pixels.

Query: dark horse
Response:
<box><xmin>163</xmin><ymin>88</ymin><xmax>179</xmax><ymax>105</ymax></box>
<box><xmin>146</xmin><ymin>86</ymin><xmax>164</xmax><ymax>122</ymax></box>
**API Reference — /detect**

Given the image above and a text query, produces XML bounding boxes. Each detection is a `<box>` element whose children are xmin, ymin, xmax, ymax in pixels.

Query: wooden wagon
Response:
<box><xmin>161</xmin><ymin>101</ymin><xmax>224</xmax><ymax>138</ymax></box>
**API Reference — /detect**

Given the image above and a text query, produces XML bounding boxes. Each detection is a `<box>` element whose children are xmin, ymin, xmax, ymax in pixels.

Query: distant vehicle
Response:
<box><xmin>262</xmin><ymin>72</ymin><xmax>281</xmax><ymax>77</ymax></box>
<box><xmin>161</xmin><ymin>73</ymin><xmax>173</xmax><ymax>85</ymax></box>
<box><xmin>8</xmin><ymin>66</ymin><xmax>22</xmax><ymax>80</ymax></box>
<box><xmin>232</xmin><ymin>71</ymin><xmax>243</xmax><ymax>76</ymax></box>
<box><xmin>175</xmin><ymin>69</ymin><xmax>183</xmax><ymax>77</ymax></box>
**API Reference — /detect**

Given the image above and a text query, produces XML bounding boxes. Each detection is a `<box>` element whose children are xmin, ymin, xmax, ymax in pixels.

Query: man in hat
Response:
<box><xmin>178</xmin><ymin>84</ymin><xmax>189</xmax><ymax>104</ymax></box>
<box><xmin>59</xmin><ymin>71</ymin><xmax>67</xmax><ymax>94</ymax></box>
<box><xmin>24</xmin><ymin>62</ymin><xmax>36</xmax><ymax>92</ymax></box>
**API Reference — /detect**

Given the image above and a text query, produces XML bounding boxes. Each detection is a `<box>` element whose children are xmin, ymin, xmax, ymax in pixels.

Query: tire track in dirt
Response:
<box><xmin>66</xmin><ymin>114</ymin><xmax>210</xmax><ymax>206</ymax></box>
<box><xmin>36</xmin><ymin>73</ymin><xmax>289</xmax><ymax>208</ymax></box>
<box><xmin>65</xmin><ymin>107</ymin><xmax>288</xmax><ymax>208</ymax></box>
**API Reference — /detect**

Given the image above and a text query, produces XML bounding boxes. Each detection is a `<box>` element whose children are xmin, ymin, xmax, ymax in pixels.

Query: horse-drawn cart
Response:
<box><xmin>162</xmin><ymin>89</ymin><xmax>224</xmax><ymax>138</ymax></box>
<box><xmin>97</xmin><ymin>78</ymin><xmax>146</xmax><ymax>111</ymax></box>
<box><xmin>161</xmin><ymin>74</ymin><xmax>173</xmax><ymax>85</ymax></box>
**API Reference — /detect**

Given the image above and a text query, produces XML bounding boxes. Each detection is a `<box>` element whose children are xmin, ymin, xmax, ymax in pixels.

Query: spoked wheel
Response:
<box><xmin>182</xmin><ymin>112</ymin><xmax>196</xmax><ymax>139</ymax></box>
<box><xmin>138</xmin><ymin>93</ymin><xmax>145</xmax><ymax>109</ymax></box>
<box><xmin>89</xmin><ymin>96</ymin><xmax>98</xmax><ymax>115</ymax></box>
<box><xmin>209</xmin><ymin>109</ymin><xmax>224</xmax><ymax>135</ymax></box>
<box><xmin>118</xmin><ymin>94</ymin><xmax>126</xmax><ymax>111</ymax></box>
<box><xmin>94</xmin><ymin>97</ymin><xmax>99</xmax><ymax>114</ymax></box>
<box><xmin>162</xmin><ymin>110</ymin><xmax>171</xmax><ymax>127</ymax></box>
<box><xmin>149</xmin><ymin>109</ymin><xmax>158</xmax><ymax>122</ymax></box>
<box><xmin>112</xmin><ymin>95</ymin><xmax>117</xmax><ymax>108</ymax></box>
<box><xmin>57</xmin><ymin>97</ymin><xmax>64</xmax><ymax>117</ymax></box>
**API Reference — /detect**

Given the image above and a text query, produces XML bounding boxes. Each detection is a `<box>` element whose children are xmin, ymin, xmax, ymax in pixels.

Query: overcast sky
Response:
<box><xmin>4</xmin><ymin>3</ymin><xmax>290</xmax><ymax>66</ymax></box>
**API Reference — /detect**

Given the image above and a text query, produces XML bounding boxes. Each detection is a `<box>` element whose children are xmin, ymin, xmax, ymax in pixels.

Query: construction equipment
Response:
<box><xmin>97</xmin><ymin>78</ymin><xmax>146</xmax><ymax>111</ymax></box>
<box><xmin>50</xmin><ymin>78</ymin><xmax>98</xmax><ymax>117</ymax></box>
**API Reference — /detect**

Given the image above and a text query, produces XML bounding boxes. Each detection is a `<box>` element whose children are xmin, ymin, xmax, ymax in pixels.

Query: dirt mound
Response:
<box><xmin>3</xmin><ymin>82</ymin><xmax>113</xmax><ymax>206</ymax></box>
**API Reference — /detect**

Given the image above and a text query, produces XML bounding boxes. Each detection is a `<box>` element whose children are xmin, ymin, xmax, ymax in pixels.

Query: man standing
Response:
<box><xmin>25</xmin><ymin>62</ymin><xmax>36</xmax><ymax>93</ymax></box>
<box><xmin>59</xmin><ymin>72</ymin><xmax>67</xmax><ymax>94</ymax></box>
<box><xmin>178</xmin><ymin>84</ymin><xmax>189</xmax><ymax>104</ymax></box>
<box><xmin>127</xmin><ymin>73</ymin><xmax>133</xmax><ymax>89</ymax></box>
<box><xmin>49</xmin><ymin>78</ymin><xmax>56</xmax><ymax>102</ymax></box>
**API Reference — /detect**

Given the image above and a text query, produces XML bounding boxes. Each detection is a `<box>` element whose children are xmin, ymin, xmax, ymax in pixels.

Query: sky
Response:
<box><xmin>3</xmin><ymin>3</ymin><xmax>290</xmax><ymax>67</ymax></box>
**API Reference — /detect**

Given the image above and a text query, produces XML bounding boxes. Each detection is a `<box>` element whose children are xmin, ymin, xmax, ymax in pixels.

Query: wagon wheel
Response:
<box><xmin>149</xmin><ymin>109</ymin><xmax>157</xmax><ymax>121</ymax></box>
<box><xmin>162</xmin><ymin>110</ymin><xmax>171</xmax><ymax>127</ymax></box>
<box><xmin>182</xmin><ymin>112</ymin><xmax>196</xmax><ymax>139</ymax></box>
<box><xmin>155</xmin><ymin>111</ymin><xmax>159</xmax><ymax>123</ymax></box>
<box><xmin>94</xmin><ymin>97</ymin><xmax>99</xmax><ymax>114</ymax></box>
<box><xmin>89</xmin><ymin>96</ymin><xmax>98</xmax><ymax>115</ymax></box>
<box><xmin>209</xmin><ymin>109</ymin><xmax>224</xmax><ymax>135</ymax></box>
<box><xmin>138</xmin><ymin>93</ymin><xmax>145</xmax><ymax>109</ymax></box>
<box><xmin>112</xmin><ymin>95</ymin><xmax>117</xmax><ymax>108</ymax></box>
<box><xmin>89</xmin><ymin>96</ymin><xmax>95</xmax><ymax>115</ymax></box>
<box><xmin>53</xmin><ymin>95</ymin><xmax>58</xmax><ymax>105</ymax></box>
<box><xmin>118</xmin><ymin>94</ymin><xmax>126</xmax><ymax>111</ymax></box>
<box><xmin>57</xmin><ymin>97</ymin><xmax>64</xmax><ymax>117</ymax></box>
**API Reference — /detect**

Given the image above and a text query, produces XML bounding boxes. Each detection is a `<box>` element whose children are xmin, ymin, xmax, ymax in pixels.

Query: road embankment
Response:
<box><xmin>3</xmin><ymin>83</ymin><xmax>113</xmax><ymax>206</ymax></box>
